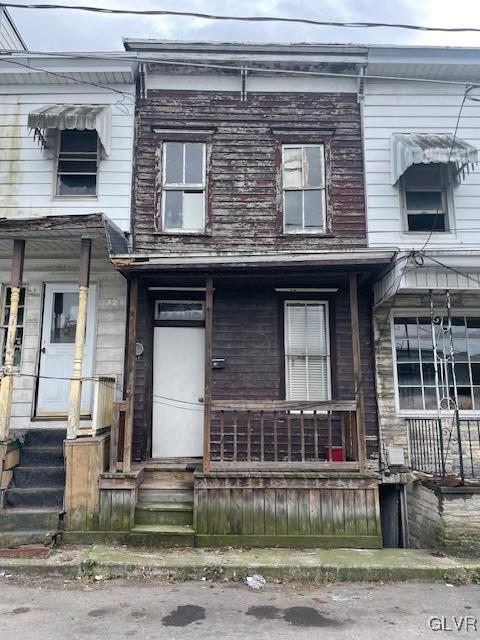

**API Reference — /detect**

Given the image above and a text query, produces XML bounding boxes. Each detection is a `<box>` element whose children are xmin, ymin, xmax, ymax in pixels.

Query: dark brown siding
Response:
<box><xmin>132</xmin><ymin>284</ymin><xmax>153</xmax><ymax>461</ymax></box>
<box><xmin>133</xmin><ymin>91</ymin><xmax>366</xmax><ymax>254</ymax></box>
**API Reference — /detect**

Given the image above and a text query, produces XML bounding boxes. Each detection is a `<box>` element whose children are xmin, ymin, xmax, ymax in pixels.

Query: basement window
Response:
<box><xmin>56</xmin><ymin>129</ymin><xmax>98</xmax><ymax>196</ymax></box>
<box><xmin>0</xmin><ymin>287</ymin><xmax>26</xmax><ymax>368</ymax></box>
<box><xmin>401</xmin><ymin>164</ymin><xmax>451</xmax><ymax>232</ymax></box>
<box><xmin>161</xmin><ymin>142</ymin><xmax>206</xmax><ymax>233</ymax></box>
<box><xmin>282</xmin><ymin>144</ymin><xmax>326</xmax><ymax>234</ymax></box>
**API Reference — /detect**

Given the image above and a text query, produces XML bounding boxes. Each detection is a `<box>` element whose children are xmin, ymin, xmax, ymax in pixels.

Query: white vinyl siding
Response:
<box><xmin>363</xmin><ymin>81</ymin><xmax>480</xmax><ymax>249</ymax></box>
<box><xmin>284</xmin><ymin>301</ymin><xmax>330</xmax><ymax>401</ymax></box>
<box><xmin>0</xmin><ymin>86</ymin><xmax>135</xmax><ymax>232</ymax></box>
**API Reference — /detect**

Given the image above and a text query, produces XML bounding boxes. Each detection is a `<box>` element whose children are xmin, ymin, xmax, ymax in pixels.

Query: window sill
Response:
<box><xmin>51</xmin><ymin>195</ymin><xmax>98</xmax><ymax>201</ymax></box>
<box><xmin>398</xmin><ymin>410</ymin><xmax>480</xmax><ymax>419</ymax></box>
<box><xmin>281</xmin><ymin>232</ymin><xmax>333</xmax><ymax>238</ymax></box>
<box><xmin>153</xmin><ymin>231</ymin><xmax>212</xmax><ymax>237</ymax></box>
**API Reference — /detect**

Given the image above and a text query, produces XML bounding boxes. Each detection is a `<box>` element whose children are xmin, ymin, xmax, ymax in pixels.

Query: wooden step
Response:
<box><xmin>129</xmin><ymin>524</ymin><xmax>195</xmax><ymax>547</ymax></box>
<box><xmin>138</xmin><ymin>488</ymin><xmax>194</xmax><ymax>504</ymax></box>
<box><xmin>141</xmin><ymin>469</ymin><xmax>194</xmax><ymax>489</ymax></box>
<box><xmin>135</xmin><ymin>502</ymin><xmax>193</xmax><ymax>526</ymax></box>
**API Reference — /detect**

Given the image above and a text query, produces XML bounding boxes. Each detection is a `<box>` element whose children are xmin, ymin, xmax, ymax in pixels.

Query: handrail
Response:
<box><xmin>210</xmin><ymin>400</ymin><xmax>357</xmax><ymax>412</ymax></box>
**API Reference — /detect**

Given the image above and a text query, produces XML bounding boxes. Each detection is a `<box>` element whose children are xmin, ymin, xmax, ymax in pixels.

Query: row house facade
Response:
<box><xmin>365</xmin><ymin>47</ymin><xmax>480</xmax><ymax>550</ymax></box>
<box><xmin>0</xmin><ymin>51</ymin><xmax>138</xmax><ymax>544</ymax></box>
<box><xmin>1</xmin><ymin>35</ymin><xmax>479</xmax><ymax>552</ymax></box>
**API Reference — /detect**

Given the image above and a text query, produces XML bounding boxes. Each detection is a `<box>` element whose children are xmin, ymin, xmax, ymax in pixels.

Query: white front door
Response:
<box><xmin>152</xmin><ymin>326</ymin><xmax>205</xmax><ymax>458</ymax></box>
<box><xmin>36</xmin><ymin>283</ymin><xmax>96</xmax><ymax>416</ymax></box>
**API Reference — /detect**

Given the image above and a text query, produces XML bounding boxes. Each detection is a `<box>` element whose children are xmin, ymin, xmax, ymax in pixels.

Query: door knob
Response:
<box><xmin>41</xmin><ymin>347</ymin><xmax>46</xmax><ymax>353</ymax></box>
<box><xmin>198</xmin><ymin>397</ymin><xmax>204</xmax><ymax>403</ymax></box>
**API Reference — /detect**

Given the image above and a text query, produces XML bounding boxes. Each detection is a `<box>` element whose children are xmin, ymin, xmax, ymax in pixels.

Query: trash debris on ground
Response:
<box><xmin>246</xmin><ymin>574</ymin><xmax>266</xmax><ymax>590</ymax></box>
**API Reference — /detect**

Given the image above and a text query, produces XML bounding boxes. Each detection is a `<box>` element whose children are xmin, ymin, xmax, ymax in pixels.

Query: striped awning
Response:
<box><xmin>27</xmin><ymin>104</ymin><xmax>112</xmax><ymax>155</ymax></box>
<box><xmin>391</xmin><ymin>133</ymin><xmax>478</xmax><ymax>185</ymax></box>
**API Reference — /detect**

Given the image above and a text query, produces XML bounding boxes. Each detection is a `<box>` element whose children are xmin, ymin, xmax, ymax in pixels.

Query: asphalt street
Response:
<box><xmin>0</xmin><ymin>577</ymin><xmax>479</xmax><ymax>639</ymax></box>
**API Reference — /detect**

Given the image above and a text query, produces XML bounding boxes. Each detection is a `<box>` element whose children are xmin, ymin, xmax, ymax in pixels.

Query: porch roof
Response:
<box><xmin>113</xmin><ymin>249</ymin><xmax>396</xmax><ymax>273</ymax></box>
<box><xmin>374</xmin><ymin>251</ymin><xmax>480</xmax><ymax>305</ymax></box>
<box><xmin>0</xmin><ymin>213</ymin><xmax>129</xmax><ymax>258</ymax></box>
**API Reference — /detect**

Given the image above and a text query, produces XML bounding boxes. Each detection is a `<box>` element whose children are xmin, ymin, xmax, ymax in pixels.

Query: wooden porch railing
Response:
<box><xmin>75</xmin><ymin>376</ymin><xmax>116</xmax><ymax>437</ymax></box>
<box><xmin>208</xmin><ymin>400</ymin><xmax>360</xmax><ymax>471</ymax></box>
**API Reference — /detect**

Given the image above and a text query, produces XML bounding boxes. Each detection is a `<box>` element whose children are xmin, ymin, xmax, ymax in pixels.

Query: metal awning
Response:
<box><xmin>391</xmin><ymin>133</ymin><xmax>478</xmax><ymax>185</ymax></box>
<box><xmin>27</xmin><ymin>104</ymin><xmax>112</xmax><ymax>155</ymax></box>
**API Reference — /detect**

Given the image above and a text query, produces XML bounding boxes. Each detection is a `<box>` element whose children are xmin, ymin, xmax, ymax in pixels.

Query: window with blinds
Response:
<box><xmin>284</xmin><ymin>301</ymin><xmax>331</xmax><ymax>401</ymax></box>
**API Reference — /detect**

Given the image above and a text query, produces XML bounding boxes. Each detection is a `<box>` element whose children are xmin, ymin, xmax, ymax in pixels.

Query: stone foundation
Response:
<box><xmin>408</xmin><ymin>479</ymin><xmax>480</xmax><ymax>553</ymax></box>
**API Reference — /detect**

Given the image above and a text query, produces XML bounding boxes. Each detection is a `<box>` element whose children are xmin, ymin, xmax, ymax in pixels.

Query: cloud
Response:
<box><xmin>6</xmin><ymin>0</ymin><xmax>477</xmax><ymax>51</ymax></box>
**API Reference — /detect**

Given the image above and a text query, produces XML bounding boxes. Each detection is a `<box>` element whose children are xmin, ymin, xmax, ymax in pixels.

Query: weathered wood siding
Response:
<box><xmin>194</xmin><ymin>473</ymin><xmax>382</xmax><ymax>547</ymax></box>
<box><xmin>133</xmin><ymin>90</ymin><xmax>367</xmax><ymax>253</ymax></box>
<box><xmin>0</xmin><ymin>85</ymin><xmax>134</xmax><ymax>231</ymax></box>
<box><xmin>0</xmin><ymin>247</ymin><xmax>127</xmax><ymax>430</ymax></box>
<box><xmin>364</xmin><ymin>80</ymin><xmax>480</xmax><ymax>250</ymax></box>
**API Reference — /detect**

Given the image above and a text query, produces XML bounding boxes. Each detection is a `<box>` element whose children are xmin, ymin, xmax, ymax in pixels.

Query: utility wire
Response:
<box><xmin>3</xmin><ymin>3</ymin><xmax>480</xmax><ymax>33</ymax></box>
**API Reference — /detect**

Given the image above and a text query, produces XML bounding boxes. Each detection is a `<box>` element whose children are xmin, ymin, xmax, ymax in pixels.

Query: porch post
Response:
<box><xmin>66</xmin><ymin>238</ymin><xmax>92</xmax><ymax>440</ymax></box>
<box><xmin>0</xmin><ymin>239</ymin><xmax>25</xmax><ymax>441</ymax></box>
<box><xmin>203</xmin><ymin>275</ymin><xmax>213</xmax><ymax>473</ymax></box>
<box><xmin>122</xmin><ymin>276</ymin><xmax>138</xmax><ymax>473</ymax></box>
<box><xmin>349</xmin><ymin>272</ymin><xmax>366</xmax><ymax>469</ymax></box>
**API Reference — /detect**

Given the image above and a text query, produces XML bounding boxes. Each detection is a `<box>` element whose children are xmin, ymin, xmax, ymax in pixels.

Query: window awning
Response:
<box><xmin>27</xmin><ymin>104</ymin><xmax>112</xmax><ymax>155</ymax></box>
<box><xmin>391</xmin><ymin>133</ymin><xmax>478</xmax><ymax>185</ymax></box>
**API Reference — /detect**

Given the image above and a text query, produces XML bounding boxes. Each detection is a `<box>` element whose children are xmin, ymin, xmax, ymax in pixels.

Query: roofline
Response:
<box><xmin>1</xmin><ymin>7</ymin><xmax>27</xmax><ymax>51</ymax></box>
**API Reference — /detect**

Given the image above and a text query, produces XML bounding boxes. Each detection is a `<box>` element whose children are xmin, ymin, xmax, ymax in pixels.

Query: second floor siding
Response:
<box><xmin>133</xmin><ymin>89</ymin><xmax>367</xmax><ymax>254</ymax></box>
<box><xmin>0</xmin><ymin>84</ymin><xmax>135</xmax><ymax>232</ymax></box>
<box><xmin>364</xmin><ymin>80</ymin><xmax>480</xmax><ymax>249</ymax></box>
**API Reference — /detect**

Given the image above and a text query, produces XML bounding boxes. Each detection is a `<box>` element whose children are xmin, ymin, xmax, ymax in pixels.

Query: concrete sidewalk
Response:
<box><xmin>1</xmin><ymin>545</ymin><xmax>480</xmax><ymax>583</ymax></box>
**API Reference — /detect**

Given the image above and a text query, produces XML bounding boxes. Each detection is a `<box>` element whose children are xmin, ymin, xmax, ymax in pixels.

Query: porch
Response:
<box><xmin>91</xmin><ymin>261</ymin><xmax>387</xmax><ymax>548</ymax></box>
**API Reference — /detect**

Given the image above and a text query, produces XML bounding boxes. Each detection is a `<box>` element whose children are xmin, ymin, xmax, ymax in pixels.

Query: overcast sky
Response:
<box><xmin>7</xmin><ymin>0</ymin><xmax>480</xmax><ymax>51</ymax></box>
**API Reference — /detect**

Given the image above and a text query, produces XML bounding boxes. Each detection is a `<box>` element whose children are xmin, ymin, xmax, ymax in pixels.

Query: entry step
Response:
<box><xmin>135</xmin><ymin>502</ymin><xmax>193</xmax><ymax>526</ymax></box>
<box><xmin>129</xmin><ymin>524</ymin><xmax>195</xmax><ymax>547</ymax></box>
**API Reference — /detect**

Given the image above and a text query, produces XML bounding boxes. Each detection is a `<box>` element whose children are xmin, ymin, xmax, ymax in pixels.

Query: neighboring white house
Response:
<box><xmin>363</xmin><ymin>46</ymin><xmax>480</xmax><ymax>548</ymax></box>
<box><xmin>0</xmin><ymin>53</ymin><xmax>137</xmax><ymax>430</ymax></box>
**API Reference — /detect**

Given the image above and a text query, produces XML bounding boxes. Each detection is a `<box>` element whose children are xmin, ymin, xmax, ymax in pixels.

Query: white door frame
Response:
<box><xmin>36</xmin><ymin>282</ymin><xmax>97</xmax><ymax>416</ymax></box>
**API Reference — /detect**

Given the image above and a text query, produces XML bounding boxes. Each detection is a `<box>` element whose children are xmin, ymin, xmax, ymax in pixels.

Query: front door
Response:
<box><xmin>36</xmin><ymin>283</ymin><xmax>96</xmax><ymax>416</ymax></box>
<box><xmin>152</xmin><ymin>325</ymin><xmax>205</xmax><ymax>458</ymax></box>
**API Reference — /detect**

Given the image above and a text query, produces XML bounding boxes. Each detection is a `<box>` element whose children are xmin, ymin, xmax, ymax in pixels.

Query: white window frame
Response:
<box><xmin>284</xmin><ymin>300</ymin><xmax>331</xmax><ymax>402</ymax></box>
<box><xmin>53</xmin><ymin>129</ymin><xmax>99</xmax><ymax>198</ymax></box>
<box><xmin>281</xmin><ymin>144</ymin><xmax>326</xmax><ymax>235</ymax></box>
<box><xmin>391</xmin><ymin>309</ymin><xmax>480</xmax><ymax>418</ymax></box>
<box><xmin>160</xmin><ymin>142</ymin><xmax>207</xmax><ymax>233</ymax></box>
<box><xmin>400</xmin><ymin>164</ymin><xmax>454</xmax><ymax>234</ymax></box>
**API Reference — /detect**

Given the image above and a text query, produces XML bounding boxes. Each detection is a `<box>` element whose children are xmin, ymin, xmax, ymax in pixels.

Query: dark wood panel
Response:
<box><xmin>133</xmin><ymin>91</ymin><xmax>367</xmax><ymax>255</ymax></box>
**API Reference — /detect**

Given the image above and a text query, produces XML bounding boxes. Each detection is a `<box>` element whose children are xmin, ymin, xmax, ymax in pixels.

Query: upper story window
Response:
<box><xmin>56</xmin><ymin>130</ymin><xmax>98</xmax><ymax>196</ymax></box>
<box><xmin>161</xmin><ymin>142</ymin><xmax>206</xmax><ymax>233</ymax></box>
<box><xmin>282</xmin><ymin>144</ymin><xmax>326</xmax><ymax>234</ymax></box>
<box><xmin>401</xmin><ymin>163</ymin><xmax>451</xmax><ymax>233</ymax></box>
<box><xmin>284</xmin><ymin>301</ymin><xmax>331</xmax><ymax>401</ymax></box>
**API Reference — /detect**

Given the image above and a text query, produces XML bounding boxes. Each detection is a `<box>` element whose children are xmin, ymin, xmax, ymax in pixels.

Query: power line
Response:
<box><xmin>3</xmin><ymin>3</ymin><xmax>480</xmax><ymax>33</ymax></box>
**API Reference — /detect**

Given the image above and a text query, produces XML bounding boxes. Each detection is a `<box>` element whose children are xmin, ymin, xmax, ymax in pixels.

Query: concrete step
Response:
<box><xmin>0</xmin><ymin>508</ymin><xmax>60</xmax><ymax>533</ymax></box>
<box><xmin>13</xmin><ymin>466</ymin><xmax>65</xmax><ymax>488</ymax></box>
<box><xmin>135</xmin><ymin>502</ymin><xmax>193</xmax><ymax>526</ymax></box>
<box><xmin>138</xmin><ymin>488</ymin><xmax>194</xmax><ymax>504</ymax></box>
<box><xmin>129</xmin><ymin>524</ymin><xmax>195</xmax><ymax>547</ymax></box>
<box><xmin>5</xmin><ymin>488</ymin><xmax>64</xmax><ymax>509</ymax></box>
<box><xmin>20</xmin><ymin>446</ymin><xmax>64</xmax><ymax>467</ymax></box>
<box><xmin>0</xmin><ymin>530</ymin><xmax>55</xmax><ymax>548</ymax></box>
<box><xmin>23</xmin><ymin>430</ymin><xmax>66</xmax><ymax>448</ymax></box>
